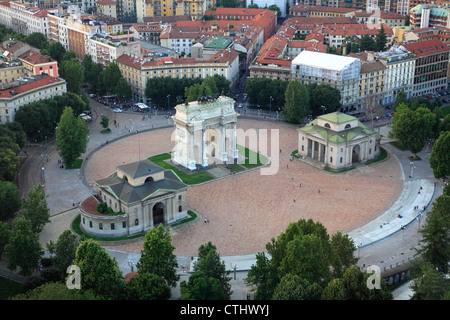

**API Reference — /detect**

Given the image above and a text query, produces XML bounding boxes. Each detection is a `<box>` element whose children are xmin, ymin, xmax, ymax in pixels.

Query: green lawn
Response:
<box><xmin>66</xmin><ymin>158</ymin><xmax>83</xmax><ymax>169</ymax></box>
<box><xmin>0</xmin><ymin>277</ymin><xmax>22</xmax><ymax>300</ymax></box>
<box><xmin>236</xmin><ymin>145</ymin><xmax>269</xmax><ymax>169</ymax></box>
<box><xmin>365</xmin><ymin>147</ymin><xmax>388</xmax><ymax>165</ymax></box>
<box><xmin>442</xmin><ymin>105</ymin><xmax>450</xmax><ymax>116</ymax></box>
<box><xmin>148</xmin><ymin>153</ymin><xmax>214</xmax><ymax>185</ymax></box>
<box><xmin>389</xmin><ymin>140</ymin><xmax>409</xmax><ymax>151</ymax></box>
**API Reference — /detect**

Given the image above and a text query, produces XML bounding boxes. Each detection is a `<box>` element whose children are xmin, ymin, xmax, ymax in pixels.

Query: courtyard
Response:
<box><xmin>83</xmin><ymin>118</ymin><xmax>403</xmax><ymax>257</ymax></box>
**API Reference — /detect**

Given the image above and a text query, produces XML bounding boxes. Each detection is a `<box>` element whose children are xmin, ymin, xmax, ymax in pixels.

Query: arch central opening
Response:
<box><xmin>153</xmin><ymin>202</ymin><xmax>164</xmax><ymax>226</ymax></box>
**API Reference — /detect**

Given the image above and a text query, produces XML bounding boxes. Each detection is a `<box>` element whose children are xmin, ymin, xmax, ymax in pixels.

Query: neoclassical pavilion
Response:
<box><xmin>171</xmin><ymin>94</ymin><xmax>238</xmax><ymax>170</ymax></box>
<box><xmin>79</xmin><ymin>159</ymin><xmax>188</xmax><ymax>238</ymax></box>
<box><xmin>297</xmin><ymin>112</ymin><xmax>380</xmax><ymax>170</ymax></box>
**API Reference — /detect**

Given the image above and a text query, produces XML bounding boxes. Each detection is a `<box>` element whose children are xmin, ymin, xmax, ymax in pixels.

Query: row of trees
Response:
<box><xmin>245</xmin><ymin>78</ymin><xmax>342</xmax><ymax>122</ymax></box>
<box><xmin>389</xmin><ymin>91</ymin><xmax>450</xmax><ymax>180</ymax></box>
<box><xmin>3</xmin><ymin>223</ymin><xmax>233</xmax><ymax>300</ymax></box>
<box><xmin>145</xmin><ymin>75</ymin><xmax>230</xmax><ymax>108</ymax></box>
<box><xmin>410</xmin><ymin>184</ymin><xmax>450</xmax><ymax>299</ymax></box>
<box><xmin>0</xmin><ymin>122</ymin><xmax>25</xmax><ymax>182</ymax></box>
<box><xmin>0</xmin><ymin>184</ymin><xmax>50</xmax><ymax>276</ymax></box>
<box><xmin>245</xmin><ymin>218</ymin><xmax>392</xmax><ymax>300</ymax></box>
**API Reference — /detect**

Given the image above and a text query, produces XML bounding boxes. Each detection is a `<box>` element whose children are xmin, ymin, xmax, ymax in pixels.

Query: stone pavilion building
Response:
<box><xmin>79</xmin><ymin>159</ymin><xmax>188</xmax><ymax>238</ymax></box>
<box><xmin>297</xmin><ymin>112</ymin><xmax>380</xmax><ymax>170</ymax></box>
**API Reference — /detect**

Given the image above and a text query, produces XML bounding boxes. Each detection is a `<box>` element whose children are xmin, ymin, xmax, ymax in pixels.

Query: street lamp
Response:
<box><xmin>269</xmin><ymin>96</ymin><xmax>273</xmax><ymax>115</ymax></box>
<box><xmin>167</xmin><ymin>94</ymin><xmax>170</xmax><ymax>112</ymax></box>
<box><xmin>128</xmin><ymin>260</ymin><xmax>135</xmax><ymax>273</ymax></box>
<box><xmin>230</xmin><ymin>262</ymin><xmax>237</xmax><ymax>280</ymax></box>
<box><xmin>321</xmin><ymin>105</ymin><xmax>326</xmax><ymax>115</ymax></box>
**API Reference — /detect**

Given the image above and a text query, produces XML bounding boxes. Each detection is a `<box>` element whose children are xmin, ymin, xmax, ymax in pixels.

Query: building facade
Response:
<box><xmin>80</xmin><ymin>159</ymin><xmax>188</xmax><ymax>238</ymax></box>
<box><xmin>290</xmin><ymin>50</ymin><xmax>361</xmax><ymax>111</ymax></box>
<box><xmin>0</xmin><ymin>74</ymin><xmax>67</xmax><ymax>124</ymax></box>
<box><xmin>400</xmin><ymin>38</ymin><xmax>450</xmax><ymax>97</ymax></box>
<box><xmin>297</xmin><ymin>112</ymin><xmax>380</xmax><ymax>170</ymax></box>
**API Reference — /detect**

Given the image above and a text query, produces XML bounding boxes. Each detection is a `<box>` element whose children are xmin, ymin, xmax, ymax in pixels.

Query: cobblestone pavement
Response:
<box><xmin>84</xmin><ymin>118</ymin><xmax>403</xmax><ymax>257</ymax></box>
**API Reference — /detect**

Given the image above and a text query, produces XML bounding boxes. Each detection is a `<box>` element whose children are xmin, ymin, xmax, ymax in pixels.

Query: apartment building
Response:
<box><xmin>0</xmin><ymin>62</ymin><xmax>25</xmax><ymax>85</ymax></box>
<box><xmin>18</xmin><ymin>50</ymin><xmax>58</xmax><ymax>77</ymax></box>
<box><xmin>129</xmin><ymin>24</ymin><xmax>163</xmax><ymax>45</ymax></box>
<box><xmin>0</xmin><ymin>1</ymin><xmax>49</xmax><ymax>37</ymax></box>
<box><xmin>116</xmin><ymin>47</ymin><xmax>239</xmax><ymax>100</ymax></box>
<box><xmin>375</xmin><ymin>46</ymin><xmax>415</xmax><ymax>105</ymax></box>
<box><xmin>289</xmin><ymin>4</ymin><xmax>360</xmax><ymax>17</ymax></box>
<box><xmin>0</xmin><ymin>74</ymin><xmax>66</xmax><ymax>124</ymax></box>
<box><xmin>248</xmin><ymin>0</ymin><xmax>289</xmax><ymax>17</ymax></box>
<box><xmin>400</xmin><ymin>38</ymin><xmax>450</xmax><ymax>97</ymax></box>
<box><xmin>354</xmin><ymin>9</ymin><xmax>406</xmax><ymax>28</ymax></box>
<box><xmin>0</xmin><ymin>40</ymin><xmax>40</xmax><ymax>62</ymax></box>
<box><xmin>320</xmin><ymin>23</ymin><xmax>394</xmax><ymax>48</ymax></box>
<box><xmin>249</xmin><ymin>25</ymin><xmax>295</xmax><ymax>81</ymax></box>
<box><xmin>358</xmin><ymin>60</ymin><xmax>386</xmax><ymax>110</ymax></box>
<box><xmin>97</xmin><ymin>0</ymin><xmax>118</xmax><ymax>19</ymax></box>
<box><xmin>409</xmin><ymin>4</ymin><xmax>450</xmax><ymax>29</ymax></box>
<box><xmin>290</xmin><ymin>50</ymin><xmax>361</xmax><ymax>110</ymax></box>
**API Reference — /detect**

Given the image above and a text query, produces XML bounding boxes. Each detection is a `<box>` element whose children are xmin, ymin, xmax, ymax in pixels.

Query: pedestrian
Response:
<box><xmin>299</xmin><ymin>183</ymin><xmax>302</xmax><ymax>188</ymax></box>
<box><xmin>318</xmin><ymin>188</ymin><xmax>321</xmax><ymax>193</ymax></box>
<box><xmin>207</xmin><ymin>218</ymin><xmax>209</xmax><ymax>223</ymax></box>
<box><xmin>204</xmin><ymin>219</ymin><xmax>207</xmax><ymax>223</ymax></box>
<box><xmin>287</xmin><ymin>164</ymin><xmax>288</xmax><ymax>169</ymax></box>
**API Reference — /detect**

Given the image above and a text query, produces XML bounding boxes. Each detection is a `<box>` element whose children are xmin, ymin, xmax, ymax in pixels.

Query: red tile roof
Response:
<box><xmin>402</xmin><ymin>38</ymin><xmax>450</xmax><ymax>57</ymax></box>
<box><xmin>19</xmin><ymin>50</ymin><xmax>56</xmax><ymax>65</ymax></box>
<box><xmin>0</xmin><ymin>76</ymin><xmax>64</xmax><ymax>98</ymax></box>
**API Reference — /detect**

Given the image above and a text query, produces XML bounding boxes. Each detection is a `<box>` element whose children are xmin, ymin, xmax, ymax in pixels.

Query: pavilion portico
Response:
<box><xmin>298</xmin><ymin>112</ymin><xmax>380</xmax><ymax>170</ymax></box>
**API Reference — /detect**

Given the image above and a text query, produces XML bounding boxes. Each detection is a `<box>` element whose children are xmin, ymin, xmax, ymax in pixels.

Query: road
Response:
<box><xmin>15</xmin><ymin>94</ymin><xmax>442</xmax><ymax>300</ymax></box>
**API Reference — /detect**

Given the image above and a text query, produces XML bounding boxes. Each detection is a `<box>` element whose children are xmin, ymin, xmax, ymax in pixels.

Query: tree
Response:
<box><xmin>282</xmin><ymin>80</ymin><xmax>310</xmax><ymax>123</ymax></box>
<box><xmin>21</xmin><ymin>184</ymin><xmax>50</xmax><ymax>234</ymax></box>
<box><xmin>181</xmin><ymin>242</ymin><xmax>232</xmax><ymax>300</ymax></box>
<box><xmin>126</xmin><ymin>273</ymin><xmax>171</xmax><ymax>300</ymax></box>
<box><xmin>341</xmin><ymin>266</ymin><xmax>392</xmax><ymax>300</ymax></box>
<box><xmin>307</xmin><ymin>83</ymin><xmax>342</xmax><ymax>116</ymax></box>
<box><xmin>61</xmin><ymin>50</ymin><xmax>76</xmax><ymax>62</ymax></box>
<box><xmin>51</xmin><ymin>229</ymin><xmax>80</xmax><ymax>275</ymax></box>
<box><xmin>185</xmin><ymin>83</ymin><xmax>213</xmax><ymax>102</ymax></box>
<box><xmin>245</xmin><ymin>252</ymin><xmax>279</xmax><ymax>300</ymax></box>
<box><xmin>82</xmin><ymin>54</ymin><xmax>94</xmax><ymax>81</ymax></box>
<box><xmin>375</xmin><ymin>25</ymin><xmax>388</xmax><ymax>52</ymax></box>
<box><xmin>73</xmin><ymin>239</ymin><xmax>125</xmax><ymax>299</ymax></box>
<box><xmin>0</xmin><ymin>180</ymin><xmax>21</xmax><ymax>221</ymax></box>
<box><xmin>268</xmin><ymin>4</ymin><xmax>281</xmax><ymax>17</ymax></box>
<box><xmin>0</xmin><ymin>147</ymin><xmax>20</xmax><ymax>181</ymax></box>
<box><xmin>180</xmin><ymin>271</ymin><xmax>225</xmax><ymax>300</ymax></box>
<box><xmin>321</xmin><ymin>278</ymin><xmax>347</xmax><ymax>300</ymax></box>
<box><xmin>359</xmin><ymin>34</ymin><xmax>375</xmax><ymax>51</ymax></box>
<box><xmin>46</xmin><ymin>41</ymin><xmax>66</xmax><ymax>63</ymax></box>
<box><xmin>415</xmin><ymin>193</ymin><xmax>450</xmax><ymax>273</ymax></box>
<box><xmin>59</xmin><ymin>58</ymin><xmax>84</xmax><ymax>94</ymax></box>
<box><xmin>0</xmin><ymin>221</ymin><xmax>11</xmax><ymax>259</ymax></box>
<box><xmin>393</xmin><ymin>90</ymin><xmax>408</xmax><ymax>110</ymax></box>
<box><xmin>429</xmin><ymin>131</ymin><xmax>450</xmax><ymax>180</ymax></box>
<box><xmin>410</xmin><ymin>262</ymin><xmax>450</xmax><ymax>300</ymax></box>
<box><xmin>4</xmin><ymin>217</ymin><xmax>43</xmax><ymax>276</ymax></box>
<box><xmin>136</xmin><ymin>224</ymin><xmax>179</xmax><ymax>288</ymax></box>
<box><xmin>24</xmin><ymin>32</ymin><xmax>48</xmax><ymax>49</ymax></box>
<box><xmin>389</xmin><ymin>104</ymin><xmax>436</xmax><ymax>158</ymax></box>
<box><xmin>114</xmin><ymin>77</ymin><xmax>132</xmax><ymax>101</ymax></box>
<box><xmin>103</xmin><ymin>62</ymin><xmax>122</xmax><ymax>93</ymax></box>
<box><xmin>56</xmin><ymin>107</ymin><xmax>89</xmax><ymax>168</ymax></box>
<box><xmin>438</xmin><ymin>114</ymin><xmax>450</xmax><ymax>134</ymax></box>
<box><xmin>10</xmin><ymin>282</ymin><xmax>99</xmax><ymax>300</ymax></box>
<box><xmin>100</xmin><ymin>115</ymin><xmax>109</xmax><ymax>130</ymax></box>
<box><xmin>271</xmin><ymin>273</ymin><xmax>309</xmax><ymax>300</ymax></box>
<box><xmin>329</xmin><ymin>231</ymin><xmax>358</xmax><ymax>278</ymax></box>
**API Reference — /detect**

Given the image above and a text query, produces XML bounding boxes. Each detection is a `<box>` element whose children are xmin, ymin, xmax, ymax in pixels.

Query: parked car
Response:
<box><xmin>113</xmin><ymin>108</ymin><xmax>123</xmax><ymax>113</ymax></box>
<box><xmin>79</xmin><ymin>113</ymin><xmax>92</xmax><ymax>122</ymax></box>
<box><xmin>238</xmin><ymin>104</ymin><xmax>243</xmax><ymax>108</ymax></box>
<box><xmin>385</xmin><ymin>113</ymin><xmax>392</xmax><ymax>118</ymax></box>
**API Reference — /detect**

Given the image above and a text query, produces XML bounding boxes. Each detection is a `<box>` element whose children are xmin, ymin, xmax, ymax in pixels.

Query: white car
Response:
<box><xmin>113</xmin><ymin>108</ymin><xmax>123</xmax><ymax>113</ymax></box>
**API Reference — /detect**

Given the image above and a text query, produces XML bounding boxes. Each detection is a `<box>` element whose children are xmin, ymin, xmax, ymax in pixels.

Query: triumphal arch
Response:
<box><xmin>171</xmin><ymin>93</ymin><xmax>238</xmax><ymax>170</ymax></box>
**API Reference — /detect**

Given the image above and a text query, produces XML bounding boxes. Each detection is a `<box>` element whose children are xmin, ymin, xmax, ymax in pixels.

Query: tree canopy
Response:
<box><xmin>55</xmin><ymin>106</ymin><xmax>89</xmax><ymax>168</ymax></box>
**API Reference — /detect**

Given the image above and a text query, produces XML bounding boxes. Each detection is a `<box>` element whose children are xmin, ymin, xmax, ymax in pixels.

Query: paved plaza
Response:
<box><xmin>80</xmin><ymin>118</ymin><xmax>404</xmax><ymax>257</ymax></box>
<box><xmin>8</xmin><ymin>110</ymin><xmax>439</xmax><ymax>300</ymax></box>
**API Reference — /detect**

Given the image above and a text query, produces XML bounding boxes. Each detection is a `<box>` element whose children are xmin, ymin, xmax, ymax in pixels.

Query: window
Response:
<box><xmin>99</xmin><ymin>223</ymin><xmax>103</xmax><ymax>230</ymax></box>
<box><xmin>135</xmin><ymin>219</ymin><xmax>139</xmax><ymax>226</ymax></box>
<box><xmin>111</xmin><ymin>223</ymin><xmax>115</xmax><ymax>230</ymax></box>
<box><xmin>89</xmin><ymin>221</ymin><xmax>92</xmax><ymax>228</ymax></box>
<box><xmin>123</xmin><ymin>221</ymin><xmax>126</xmax><ymax>228</ymax></box>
